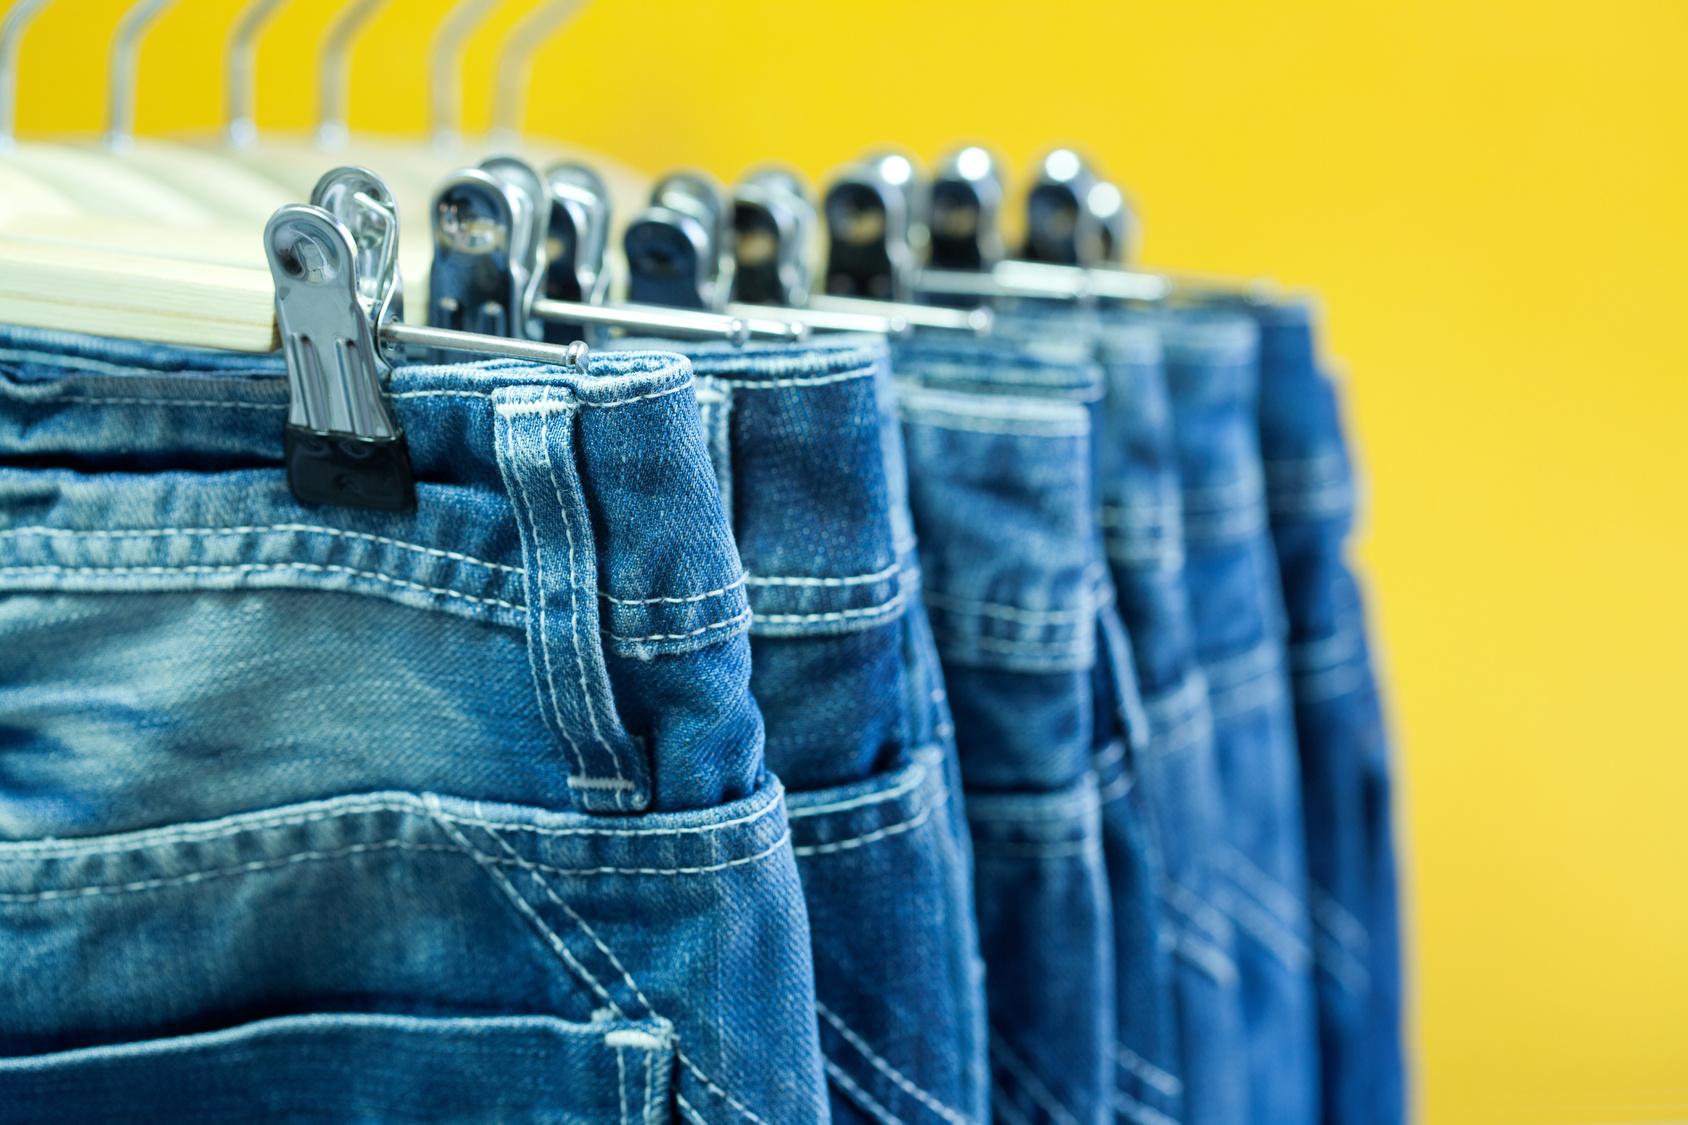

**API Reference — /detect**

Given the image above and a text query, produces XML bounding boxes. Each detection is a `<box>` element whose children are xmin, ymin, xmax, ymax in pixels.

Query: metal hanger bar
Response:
<box><xmin>224</xmin><ymin>0</ymin><xmax>291</xmax><ymax>147</ymax></box>
<box><xmin>489</xmin><ymin>0</ymin><xmax>586</xmax><ymax>146</ymax></box>
<box><xmin>105</xmin><ymin>0</ymin><xmax>178</xmax><ymax>151</ymax></box>
<box><xmin>807</xmin><ymin>293</ymin><xmax>993</xmax><ymax>334</ymax></box>
<box><xmin>536</xmin><ymin>298</ymin><xmax>804</xmax><ymax>344</ymax></box>
<box><xmin>917</xmin><ymin>261</ymin><xmax>1174</xmax><ymax>303</ymax></box>
<box><xmin>383</xmin><ymin>321</ymin><xmax>589</xmax><ymax>367</ymax></box>
<box><xmin>728</xmin><ymin>302</ymin><xmax>911</xmax><ymax>338</ymax></box>
<box><xmin>0</xmin><ymin>0</ymin><xmax>52</xmax><ymax>152</ymax></box>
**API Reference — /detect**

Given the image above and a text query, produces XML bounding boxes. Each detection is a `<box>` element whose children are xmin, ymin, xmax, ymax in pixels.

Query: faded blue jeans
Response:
<box><xmin>619</xmin><ymin>333</ymin><xmax>991</xmax><ymax>1125</ymax></box>
<box><xmin>0</xmin><ymin>326</ymin><xmax>828</xmax><ymax>1123</ymax></box>
<box><xmin>1252</xmin><ymin>302</ymin><xmax>1403</xmax><ymax>1125</ymax></box>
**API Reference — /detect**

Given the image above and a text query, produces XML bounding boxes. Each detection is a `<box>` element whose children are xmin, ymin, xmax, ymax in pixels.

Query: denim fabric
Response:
<box><xmin>1093</xmin><ymin>316</ymin><xmax>1251</xmax><ymax>1125</ymax></box>
<box><xmin>897</xmin><ymin>333</ymin><xmax>1177</xmax><ymax>1125</ymax></box>
<box><xmin>619</xmin><ymin>335</ymin><xmax>990</xmax><ymax>1125</ymax></box>
<box><xmin>1252</xmin><ymin>302</ymin><xmax>1402</xmax><ymax>1125</ymax></box>
<box><xmin>0</xmin><ymin>326</ymin><xmax>827</xmax><ymax>1123</ymax></box>
<box><xmin>1158</xmin><ymin>310</ymin><xmax>1318</xmax><ymax>1125</ymax></box>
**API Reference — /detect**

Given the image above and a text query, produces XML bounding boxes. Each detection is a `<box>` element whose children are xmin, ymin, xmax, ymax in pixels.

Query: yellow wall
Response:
<box><xmin>7</xmin><ymin>2</ymin><xmax>1687</xmax><ymax>1121</ymax></box>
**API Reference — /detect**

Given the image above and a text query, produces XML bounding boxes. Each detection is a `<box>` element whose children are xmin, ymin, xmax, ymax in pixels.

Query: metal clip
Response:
<box><xmin>625</xmin><ymin>171</ymin><xmax>735</xmax><ymax>311</ymax></box>
<box><xmin>928</xmin><ymin>145</ymin><xmax>1004</xmax><ymax>273</ymax></box>
<box><xmin>731</xmin><ymin>167</ymin><xmax>816</xmax><ymax>308</ymax></box>
<box><xmin>540</xmin><ymin>161</ymin><xmax>613</xmax><ymax>344</ymax></box>
<box><xmin>265</xmin><ymin>203</ymin><xmax>414</xmax><ymax>511</ymax></box>
<box><xmin>821</xmin><ymin>152</ymin><xmax>924</xmax><ymax>301</ymax></box>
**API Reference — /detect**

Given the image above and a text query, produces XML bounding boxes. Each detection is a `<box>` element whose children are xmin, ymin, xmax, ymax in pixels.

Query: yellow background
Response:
<box><xmin>6</xmin><ymin>1</ymin><xmax>1687</xmax><ymax>1121</ymax></box>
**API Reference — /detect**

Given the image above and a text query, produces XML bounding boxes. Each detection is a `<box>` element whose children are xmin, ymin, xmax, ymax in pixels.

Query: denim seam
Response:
<box><xmin>50</xmin><ymin>396</ymin><xmax>285</xmax><ymax>410</ymax></box>
<box><xmin>0</xmin><ymin>839</ymin><xmax>461</xmax><ymax>901</ymax></box>
<box><xmin>490</xmin><ymin>379</ymin><xmax>695</xmax><ymax>413</ymax></box>
<box><xmin>1313</xmin><ymin>930</ymin><xmax>1372</xmax><ymax>998</ymax></box>
<box><xmin>790</xmin><ymin>799</ymin><xmax>936</xmax><ymax>857</ymax></box>
<box><xmin>1114</xmin><ymin>1045</ymin><xmax>1182</xmax><ymax>1098</ymax></box>
<box><xmin>1163</xmin><ymin>882</ymin><xmax>1232</xmax><ymax>945</ymax></box>
<box><xmin>899</xmin><ymin>413</ymin><xmax>1088</xmax><ymax>438</ymax></box>
<box><xmin>989</xmin><ymin>1031</ymin><xmax>1083</xmax><ymax>1125</ymax></box>
<box><xmin>604</xmin><ymin>607</ymin><xmax>752</xmax><ymax>643</ymax></box>
<box><xmin>0</xmin><ymin>525</ymin><xmax>523</xmax><ymax>575</ymax></box>
<box><xmin>1171</xmin><ymin>929</ymin><xmax>1240</xmax><ymax>986</ymax></box>
<box><xmin>1213</xmin><ymin>886</ymin><xmax>1312</xmax><ymax>970</ymax></box>
<box><xmin>602</xmin><ymin>575</ymin><xmax>747</xmax><ymax>605</ymax></box>
<box><xmin>0</xmin><ymin>794</ymin><xmax>788</xmax><ymax>858</ymax></box>
<box><xmin>1217</xmin><ymin>847</ymin><xmax>1306</xmax><ymax>929</ymax></box>
<box><xmin>675</xmin><ymin>1092</ymin><xmax>712</xmax><ymax>1125</ymax></box>
<box><xmin>448</xmin><ymin>811</ymin><xmax>777</xmax><ymax>1125</ymax></box>
<box><xmin>1309</xmin><ymin>884</ymin><xmax>1369</xmax><ymax>953</ymax></box>
<box><xmin>785</xmin><ymin>755</ymin><xmax>932</xmax><ymax>818</ymax></box>
<box><xmin>715</xmin><ymin>369</ymin><xmax>871</xmax><ymax>389</ymax></box>
<box><xmin>0</xmin><ymin>563</ymin><xmax>524</xmax><ymax>612</ymax></box>
<box><xmin>1113</xmin><ymin>1089</ymin><xmax>1181</xmax><ymax>1125</ymax></box>
<box><xmin>744</xmin><ymin>559</ymin><xmax>901</xmax><ymax>588</ymax></box>
<box><xmin>1096</xmin><ymin>770</ymin><xmax>1134</xmax><ymax>803</ymax></box>
<box><xmin>817</xmin><ymin>1001</ymin><xmax>981</xmax><ymax>1125</ymax></box>
<box><xmin>617</xmin><ymin>1042</ymin><xmax>629</xmax><ymax>1125</ymax></box>
<box><xmin>537</xmin><ymin>391</ymin><xmax>631</xmax><ymax>805</ymax></box>
<box><xmin>753</xmin><ymin>588</ymin><xmax>909</xmax><ymax>625</ymax></box>
<box><xmin>922</xmin><ymin>590</ymin><xmax>1099</xmax><ymax>624</ymax></box>
<box><xmin>822</xmin><ymin>1058</ymin><xmax>907</xmax><ymax>1125</ymax></box>
<box><xmin>499</xmin><ymin>398</ymin><xmax>590</xmax><ymax>781</ymax></box>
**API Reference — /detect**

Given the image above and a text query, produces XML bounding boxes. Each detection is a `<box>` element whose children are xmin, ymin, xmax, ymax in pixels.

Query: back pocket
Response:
<box><xmin>0</xmin><ymin>1011</ymin><xmax>675</xmax><ymax>1125</ymax></box>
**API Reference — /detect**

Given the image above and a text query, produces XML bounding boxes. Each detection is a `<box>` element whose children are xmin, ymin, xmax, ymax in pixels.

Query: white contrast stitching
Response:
<box><xmin>816</xmin><ymin>1002</ymin><xmax>981</xmax><ymax>1125</ymax></box>
<box><xmin>715</xmin><ymin>369</ymin><xmax>871</xmax><ymax>389</ymax></box>
<box><xmin>791</xmin><ymin>801</ymin><xmax>935</xmax><ymax>857</ymax></box>
<box><xmin>1114</xmin><ymin>1046</ymin><xmax>1183</xmax><ymax>1098</ymax></box>
<box><xmin>988</xmin><ymin>1032</ymin><xmax>1081</xmax><ymax>1125</ymax></box>
<box><xmin>587</xmin><ymin>379</ymin><xmax>695</xmax><ymax>409</ymax></box>
<box><xmin>675</xmin><ymin>1051</ymin><xmax>775</xmax><ymax>1125</ymax></box>
<box><xmin>1113</xmin><ymin>1089</ymin><xmax>1182</xmax><ymax>1125</ymax></box>
<box><xmin>675</xmin><ymin>1092</ymin><xmax>712</xmax><ymax>1125</ymax></box>
<box><xmin>1171</xmin><ymin>929</ymin><xmax>1239</xmax><ymax>986</ymax></box>
<box><xmin>786</xmin><ymin>757</ymin><xmax>931</xmax><ymax>819</ymax></box>
<box><xmin>605</xmin><ymin>608</ymin><xmax>751</xmax><ymax>643</ymax></box>
<box><xmin>538</xmin><ymin>390</ymin><xmax>630</xmax><ymax>806</ymax></box>
<box><xmin>0</xmin><ymin>562</ymin><xmax>524</xmax><ymax>612</ymax></box>
<box><xmin>602</xmin><ymin>575</ymin><xmax>746</xmax><ymax>605</ymax></box>
<box><xmin>391</xmin><ymin>389</ymin><xmax>491</xmax><ymax>400</ymax></box>
<box><xmin>618</xmin><ymin>1044</ymin><xmax>630</xmax><ymax>1125</ymax></box>
<box><xmin>499</xmin><ymin>403</ymin><xmax>588</xmax><ymax>779</ymax></box>
<box><xmin>0</xmin><ymin>840</ymin><xmax>458</xmax><ymax>901</ymax></box>
<box><xmin>752</xmin><ymin>590</ymin><xmax>909</xmax><ymax>625</ymax></box>
<box><xmin>923</xmin><ymin>590</ymin><xmax>1098</xmax><ymax>625</ymax></box>
<box><xmin>743</xmin><ymin>559</ymin><xmax>902</xmax><ymax>588</ymax></box>
<box><xmin>823</xmin><ymin>1058</ymin><xmax>908</xmax><ymax>1125</ymax></box>
<box><xmin>1216</xmin><ymin>847</ymin><xmax>1305</xmax><ymax>929</ymax></box>
<box><xmin>900</xmin><ymin>412</ymin><xmax>1088</xmax><ymax>437</ymax></box>
<box><xmin>0</xmin><ymin>524</ymin><xmax>524</xmax><ymax>575</ymax></box>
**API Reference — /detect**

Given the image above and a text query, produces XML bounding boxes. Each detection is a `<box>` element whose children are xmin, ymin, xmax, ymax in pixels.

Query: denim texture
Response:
<box><xmin>0</xmin><ymin>326</ymin><xmax>827</xmax><ymax>1123</ymax></box>
<box><xmin>1158</xmin><ymin>310</ymin><xmax>1319</xmax><ymax>1125</ymax></box>
<box><xmin>1252</xmin><ymin>302</ymin><xmax>1402</xmax><ymax>1125</ymax></box>
<box><xmin>1092</xmin><ymin>314</ymin><xmax>1251</xmax><ymax>1125</ymax></box>
<box><xmin>897</xmin><ymin>333</ymin><xmax>1176</xmax><ymax>1125</ymax></box>
<box><xmin>620</xmin><ymin>335</ymin><xmax>990</xmax><ymax>1125</ymax></box>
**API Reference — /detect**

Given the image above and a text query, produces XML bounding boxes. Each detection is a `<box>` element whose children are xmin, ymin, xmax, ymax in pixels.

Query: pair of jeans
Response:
<box><xmin>617</xmin><ymin>334</ymin><xmax>990</xmax><ymax>1125</ymax></box>
<box><xmin>1252</xmin><ymin>302</ymin><xmax>1403</xmax><ymax>1125</ymax></box>
<box><xmin>1157</xmin><ymin>309</ymin><xmax>1319</xmax><ymax>1125</ymax></box>
<box><xmin>1093</xmin><ymin>314</ymin><xmax>1251</xmax><ymax>1125</ymax></box>
<box><xmin>896</xmin><ymin>333</ymin><xmax>1175</xmax><ymax>1125</ymax></box>
<box><xmin>0</xmin><ymin>326</ymin><xmax>827</xmax><ymax>1122</ymax></box>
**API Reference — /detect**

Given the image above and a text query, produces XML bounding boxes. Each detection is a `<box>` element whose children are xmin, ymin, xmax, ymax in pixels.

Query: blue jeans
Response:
<box><xmin>0</xmin><ymin>326</ymin><xmax>828</xmax><ymax>1122</ymax></box>
<box><xmin>1252</xmin><ymin>302</ymin><xmax>1403</xmax><ymax>1125</ymax></box>
<box><xmin>897</xmin><ymin>334</ymin><xmax>1177</xmax><ymax>1125</ymax></box>
<box><xmin>623</xmin><ymin>334</ymin><xmax>991</xmax><ymax>1125</ymax></box>
<box><xmin>1158</xmin><ymin>309</ymin><xmax>1319</xmax><ymax>1125</ymax></box>
<box><xmin>1095</xmin><ymin>315</ymin><xmax>1252</xmax><ymax>1125</ymax></box>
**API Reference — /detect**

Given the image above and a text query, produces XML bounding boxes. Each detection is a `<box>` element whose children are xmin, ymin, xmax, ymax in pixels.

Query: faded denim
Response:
<box><xmin>1252</xmin><ymin>302</ymin><xmax>1403</xmax><ymax>1125</ymax></box>
<box><xmin>1158</xmin><ymin>310</ymin><xmax>1319</xmax><ymax>1125</ymax></box>
<box><xmin>619</xmin><ymin>335</ymin><xmax>990</xmax><ymax>1125</ymax></box>
<box><xmin>0</xmin><ymin>326</ymin><xmax>827</xmax><ymax>1123</ymax></box>
<box><xmin>897</xmin><ymin>334</ymin><xmax>1176</xmax><ymax>1125</ymax></box>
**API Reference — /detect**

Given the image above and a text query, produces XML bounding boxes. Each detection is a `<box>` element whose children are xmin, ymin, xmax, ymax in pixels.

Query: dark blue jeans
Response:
<box><xmin>0</xmin><ymin>327</ymin><xmax>828</xmax><ymax>1122</ymax></box>
<box><xmin>1252</xmin><ymin>302</ymin><xmax>1403</xmax><ymax>1125</ymax></box>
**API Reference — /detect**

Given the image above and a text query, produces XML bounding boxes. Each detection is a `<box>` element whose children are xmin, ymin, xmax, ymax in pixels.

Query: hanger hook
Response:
<box><xmin>316</xmin><ymin>0</ymin><xmax>387</xmax><ymax>151</ymax></box>
<box><xmin>224</xmin><ymin>0</ymin><xmax>291</xmax><ymax>148</ymax></box>
<box><xmin>427</xmin><ymin>0</ymin><xmax>499</xmax><ymax>156</ymax></box>
<box><xmin>488</xmin><ymin>0</ymin><xmax>587</xmax><ymax>148</ymax></box>
<box><xmin>104</xmin><ymin>0</ymin><xmax>178</xmax><ymax>152</ymax></box>
<box><xmin>0</xmin><ymin>0</ymin><xmax>52</xmax><ymax>153</ymax></box>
